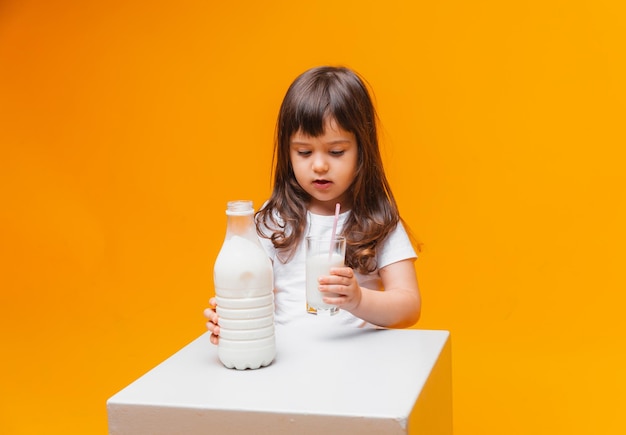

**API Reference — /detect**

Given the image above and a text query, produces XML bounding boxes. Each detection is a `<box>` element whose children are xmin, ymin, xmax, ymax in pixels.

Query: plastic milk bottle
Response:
<box><xmin>213</xmin><ymin>200</ymin><xmax>276</xmax><ymax>369</ymax></box>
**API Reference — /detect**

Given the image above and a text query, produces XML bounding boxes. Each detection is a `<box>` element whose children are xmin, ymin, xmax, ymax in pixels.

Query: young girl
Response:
<box><xmin>205</xmin><ymin>66</ymin><xmax>421</xmax><ymax>344</ymax></box>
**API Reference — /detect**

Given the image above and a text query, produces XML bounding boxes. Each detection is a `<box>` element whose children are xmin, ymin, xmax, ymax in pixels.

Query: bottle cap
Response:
<box><xmin>226</xmin><ymin>200</ymin><xmax>254</xmax><ymax>216</ymax></box>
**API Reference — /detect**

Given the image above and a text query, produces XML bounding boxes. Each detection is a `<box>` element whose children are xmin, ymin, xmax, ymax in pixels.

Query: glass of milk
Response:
<box><xmin>305</xmin><ymin>235</ymin><xmax>346</xmax><ymax>316</ymax></box>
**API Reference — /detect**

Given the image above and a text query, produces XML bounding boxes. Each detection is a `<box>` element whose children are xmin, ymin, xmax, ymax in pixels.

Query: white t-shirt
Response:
<box><xmin>258</xmin><ymin>210</ymin><xmax>417</xmax><ymax>327</ymax></box>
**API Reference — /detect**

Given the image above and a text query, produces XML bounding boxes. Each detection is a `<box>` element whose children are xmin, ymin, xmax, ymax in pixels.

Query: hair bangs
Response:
<box><xmin>290</xmin><ymin>89</ymin><xmax>328</xmax><ymax>137</ymax></box>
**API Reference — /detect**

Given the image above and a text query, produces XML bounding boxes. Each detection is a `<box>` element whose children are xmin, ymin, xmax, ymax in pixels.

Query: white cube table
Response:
<box><xmin>107</xmin><ymin>316</ymin><xmax>452</xmax><ymax>434</ymax></box>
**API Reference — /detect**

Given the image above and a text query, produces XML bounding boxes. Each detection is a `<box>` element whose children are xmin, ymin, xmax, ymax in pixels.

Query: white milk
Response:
<box><xmin>306</xmin><ymin>252</ymin><xmax>344</xmax><ymax>311</ymax></box>
<box><xmin>214</xmin><ymin>235</ymin><xmax>273</xmax><ymax>295</ymax></box>
<box><xmin>213</xmin><ymin>201</ymin><xmax>276</xmax><ymax>370</ymax></box>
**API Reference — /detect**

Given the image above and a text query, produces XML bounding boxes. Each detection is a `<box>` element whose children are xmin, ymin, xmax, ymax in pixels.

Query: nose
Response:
<box><xmin>312</xmin><ymin>154</ymin><xmax>328</xmax><ymax>174</ymax></box>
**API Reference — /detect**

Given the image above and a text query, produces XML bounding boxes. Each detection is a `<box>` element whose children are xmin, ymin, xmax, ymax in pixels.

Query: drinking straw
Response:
<box><xmin>329</xmin><ymin>202</ymin><xmax>340</xmax><ymax>259</ymax></box>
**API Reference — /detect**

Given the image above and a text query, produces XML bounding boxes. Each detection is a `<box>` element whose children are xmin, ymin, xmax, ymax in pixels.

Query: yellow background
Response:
<box><xmin>1</xmin><ymin>0</ymin><xmax>625</xmax><ymax>433</ymax></box>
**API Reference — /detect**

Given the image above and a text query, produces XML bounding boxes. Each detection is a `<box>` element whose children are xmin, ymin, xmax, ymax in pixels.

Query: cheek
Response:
<box><xmin>343</xmin><ymin>157</ymin><xmax>358</xmax><ymax>179</ymax></box>
<box><xmin>290</xmin><ymin>161</ymin><xmax>307</xmax><ymax>184</ymax></box>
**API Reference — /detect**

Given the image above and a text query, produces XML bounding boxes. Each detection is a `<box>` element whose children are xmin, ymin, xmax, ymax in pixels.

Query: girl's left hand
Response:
<box><xmin>318</xmin><ymin>267</ymin><xmax>362</xmax><ymax>312</ymax></box>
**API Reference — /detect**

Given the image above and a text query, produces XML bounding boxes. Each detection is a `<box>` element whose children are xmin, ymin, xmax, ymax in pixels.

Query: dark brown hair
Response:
<box><xmin>256</xmin><ymin>66</ymin><xmax>400</xmax><ymax>274</ymax></box>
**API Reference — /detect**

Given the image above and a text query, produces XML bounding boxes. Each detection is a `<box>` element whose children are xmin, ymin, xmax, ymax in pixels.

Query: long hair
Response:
<box><xmin>256</xmin><ymin>66</ymin><xmax>400</xmax><ymax>274</ymax></box>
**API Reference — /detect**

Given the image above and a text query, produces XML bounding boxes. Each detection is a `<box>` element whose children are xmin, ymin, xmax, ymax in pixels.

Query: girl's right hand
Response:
<box><xmin>204</xmin><ymin>297</ymin><xmax>220</xmax><ymax>345</ymax></box>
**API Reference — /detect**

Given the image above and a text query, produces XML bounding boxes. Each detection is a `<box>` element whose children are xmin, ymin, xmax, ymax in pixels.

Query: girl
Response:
<box><xmin>205</xmin><ymin>66</ymin><xmax>421</xmax><ymax>343</ymax></box>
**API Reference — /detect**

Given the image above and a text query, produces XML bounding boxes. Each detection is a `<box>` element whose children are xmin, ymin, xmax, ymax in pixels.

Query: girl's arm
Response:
<box><xmin>321</xmin><ymin>259</ymin><xmax>421</xmax><ymax>328</ymax></box>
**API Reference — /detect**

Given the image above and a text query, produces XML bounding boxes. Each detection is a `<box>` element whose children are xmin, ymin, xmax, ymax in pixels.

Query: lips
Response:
<box><xmin>313</xmin><ymin>179</ymin><xmax>332</xmax><ymax>190</ymax></box>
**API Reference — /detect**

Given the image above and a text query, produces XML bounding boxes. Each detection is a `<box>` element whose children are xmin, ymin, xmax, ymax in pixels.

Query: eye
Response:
<box><xmin>330</xmin><ymin>150</ymin><xmax>345</xmax><ymax>156</ymax></box>
<box><xmin>296</xmin><ymin>150</ymin><xmax>311</xmax><ymax>157</ymax></box>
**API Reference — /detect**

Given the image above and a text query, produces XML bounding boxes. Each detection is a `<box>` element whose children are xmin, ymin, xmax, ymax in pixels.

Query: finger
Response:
<box><xmin>322</xmin><ymin>293</ymin><xmax>345</xmax><ymax>306</ymax></box>
<box><xmin>207</xmin><ymin>321</ymin><xmax>220</xmax><ymax>333</ymax></box>
<box><xmin>329</xmin><ymin>267</ymin><xmax>354</xmax><ymax>280</ymax></box>
<box><xmin>319</xmin><ymin>284</ymin><xmax>346</xmax><ymax>299</ymax></box>
<box><xmin>318</xmin><ymin>274</ymin><xmax>346</xmax><ymax>287</ymax></box>
<box><xmin>207</xmin><ymin>311</ymin><xmax>220</xmax><ymax>327</ymax></box>
<box><xmin>203</xmin><ymin>308</ymin><xmax>218</xmax><ymax>323</ymax></box>
<box><xmin>209</xmin><ymin>297</ymin><xmax>217</xmax><ymax>307</ymax></box>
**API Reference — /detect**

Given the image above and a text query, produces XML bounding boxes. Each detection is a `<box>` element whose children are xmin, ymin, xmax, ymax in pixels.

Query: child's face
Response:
<box><xmin>289</xmin><ymin>117</ymin><xmax>358</xmax><ymax>215</ymax></box>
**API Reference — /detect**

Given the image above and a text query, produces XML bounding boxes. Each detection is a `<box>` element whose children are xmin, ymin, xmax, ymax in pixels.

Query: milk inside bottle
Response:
<box><xmin>213</xmin><ymin>200</ymin><xmax>276</xmax><ymax>369</ymax></box>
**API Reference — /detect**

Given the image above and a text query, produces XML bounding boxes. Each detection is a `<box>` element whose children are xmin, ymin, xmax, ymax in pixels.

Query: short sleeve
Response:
<box><xmin>376</xmin><ymin>221</ymin><xmax>417</xmax><ymax>269</ymax></box>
